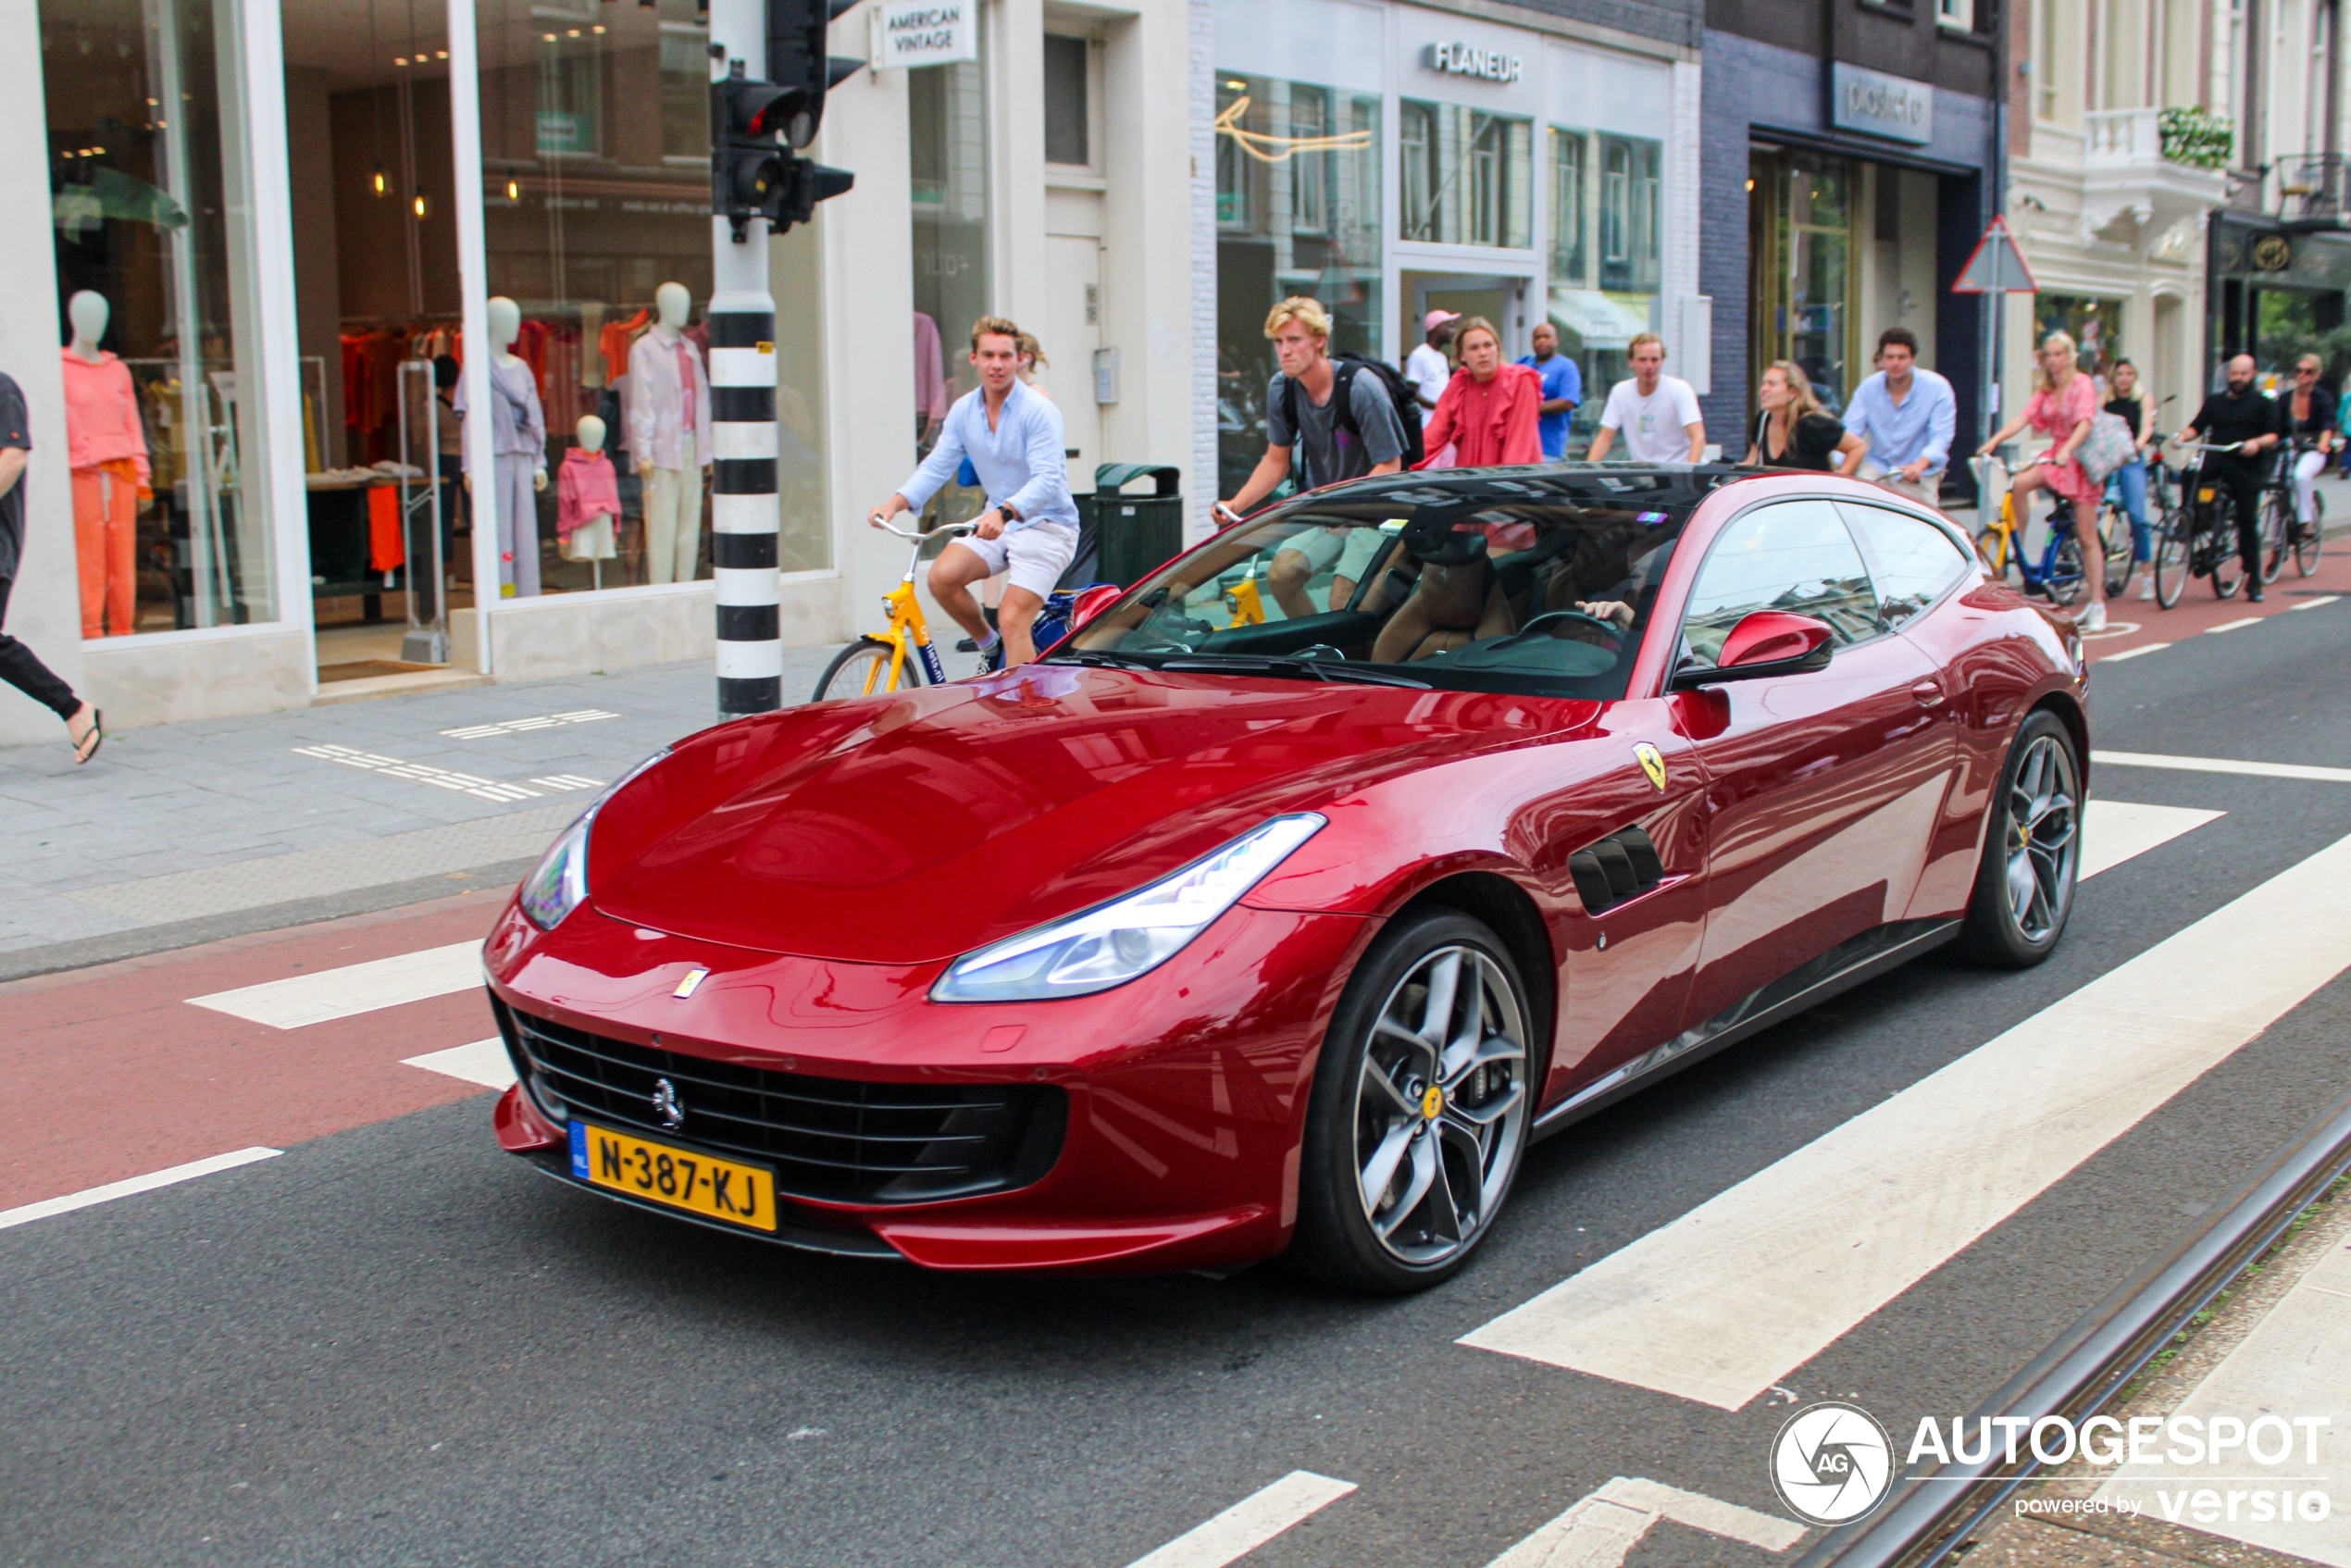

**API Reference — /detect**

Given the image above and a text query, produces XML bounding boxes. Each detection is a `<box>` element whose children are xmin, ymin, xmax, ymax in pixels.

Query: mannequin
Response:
<box><xmin>558</xmin><ymin>414</ymin><xmax>621</xmax><ymax>592</ymax></box>
<box><xmin>457</xmin><ymin>295</ymin><xmax>548</xmax><ymax>597</ymax></box>
<box><xmin>626</xmin><ymin>280</ymin><xmax>711</xmax><ymax>584</ymax></box>
<box><xmin>60</xmin><ymin>291</ymin><xmax>152</xmax><ymax>638</ymax></box>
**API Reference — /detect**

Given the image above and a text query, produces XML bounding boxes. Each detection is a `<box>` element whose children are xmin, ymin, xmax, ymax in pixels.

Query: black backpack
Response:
<box><xmin>1281</xmin><ymin>353</ymin><xmax>1426</xmax><ymax>472</ymax></box>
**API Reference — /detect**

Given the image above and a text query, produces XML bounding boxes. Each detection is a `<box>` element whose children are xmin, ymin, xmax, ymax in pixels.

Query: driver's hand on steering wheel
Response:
<box><xmin>1575</xmin><ymin>599</ymin><xmax>1635</xmax><ymax>630</ymax></box>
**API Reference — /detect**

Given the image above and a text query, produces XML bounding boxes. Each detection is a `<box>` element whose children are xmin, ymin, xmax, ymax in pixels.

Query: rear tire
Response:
<box><xmin>812</xmin><ymin>638</ymin><xmax>921</xmax><ymax>703</ymax></box>
<box><xmin>2213</xmin><ymin>541</ymin><xmax>2245</xmax><ymax>599</ymax></box>
<box><xmin>1954</xmin><ymin>710</ymin><xmax>2081</xmax><ymax>969</ymax></box>
<box><xmin>2049</xmin><ymin>533</ymin><xmax>2086</xmax><ymax>607</ymax></box>
<box><xmin>2258</xmin><ymin>494</ymin><xmax>2289</xmax><ymax>585</ymax></box>
<box><xmin>2296</xmin><ymin>491</ymin><xmax>2325</xmax><ymax>576</ymax></box>
<box><xmin>2154</xmin><ymin>517</ymin><xmax>2188</xmax><ymax>608</ymax></box>
<box><xmin>1290</xmin><ymin>909</ymin><xmax>1535</xmax><ymax>1294</ymax></box>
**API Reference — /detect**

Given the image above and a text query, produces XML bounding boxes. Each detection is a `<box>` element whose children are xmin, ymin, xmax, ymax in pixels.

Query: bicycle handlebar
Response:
<box><xmin>868</xmin><ymin>516</ymin><xmax>978</xmax><ymax>541</ymax></box>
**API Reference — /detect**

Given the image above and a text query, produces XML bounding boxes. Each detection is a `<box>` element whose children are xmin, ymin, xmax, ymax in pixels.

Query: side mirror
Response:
<box><xmin>1068</xmin><ymin>583</ymin><xmax>1123</xmax><ymax>632</ymax></box>
<box><xmin>1671</xmin><ymin>611</ymin><xmax>1835</xmax><ymax>691</ymax></box>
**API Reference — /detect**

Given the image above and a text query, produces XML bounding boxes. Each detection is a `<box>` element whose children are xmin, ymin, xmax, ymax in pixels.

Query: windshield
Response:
<box><xmin>1059</xmin><ymin>474</ymin><xmax>1704</xmax><ymax>700</ymax></box>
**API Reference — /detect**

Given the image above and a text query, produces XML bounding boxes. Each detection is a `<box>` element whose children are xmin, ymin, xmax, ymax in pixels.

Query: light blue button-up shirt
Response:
<box><xmin>1841</xmin><ymin>367</ymin><xmax>1957</xmax><ymax>476</ymax></box>
<box><xmin>897</xmin><ymin>380</ymin><xmax>1079</xmax><ymax>532</ymax></box>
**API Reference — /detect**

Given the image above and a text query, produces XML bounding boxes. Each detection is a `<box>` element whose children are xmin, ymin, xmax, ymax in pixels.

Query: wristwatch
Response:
<box><xmin>999</xmin><ymin>502</ymin><xmax>1024</xmax><ymax>523</ymax></box>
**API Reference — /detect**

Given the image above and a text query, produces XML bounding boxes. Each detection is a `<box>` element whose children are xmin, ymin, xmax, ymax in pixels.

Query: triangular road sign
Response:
<box><xmin>1952</xmin><ymin>215</ymin><xmax>2037</xmax><ymax>293</ymax></box>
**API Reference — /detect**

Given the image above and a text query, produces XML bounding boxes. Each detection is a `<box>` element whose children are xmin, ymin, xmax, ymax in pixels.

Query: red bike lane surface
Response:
<box><xmin>2075</xmin><ymin>537</ymin><xmax>2347</xmax><ymax>663</ymax></box>
<box><xmin>0</xmin><ymin>889</ymin><xmax>513</xmax><ymax>1212</ymax></box>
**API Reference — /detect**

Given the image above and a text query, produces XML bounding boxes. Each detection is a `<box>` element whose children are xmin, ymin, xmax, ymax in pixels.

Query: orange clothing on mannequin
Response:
<box><xmin>73</xmin><ymin>458</ymin><xmax>140</xmax><ymax>638</ymax></box>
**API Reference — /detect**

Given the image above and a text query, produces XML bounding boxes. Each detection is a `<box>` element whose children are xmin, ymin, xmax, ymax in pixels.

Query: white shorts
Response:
<box><xmin>952</xmin><ymin>521</ymin><xmax>1080</xmax><ymax>599</ymax></box>
<box><xmin>1277</xmin><ymin>525</ymin><xmax>1388</xmax><ymax>582</ymax></box>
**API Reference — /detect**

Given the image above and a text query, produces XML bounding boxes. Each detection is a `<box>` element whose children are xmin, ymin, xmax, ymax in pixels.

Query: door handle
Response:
<box><xmin>1910</xmin><ymin>678</ymin><xmax>1946</xmax><ymax>708</ymax></box>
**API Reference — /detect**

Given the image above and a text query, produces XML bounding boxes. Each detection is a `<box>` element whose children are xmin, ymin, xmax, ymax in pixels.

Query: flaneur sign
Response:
<box><xmin>1829</xmin><ymin>62</ymin><xmax>1933</xmax><ymax>145</ymax></box>
<box><xmin>870</xmin><ymin>1</ymin><xmax>976</xmax><ymax>69</ymax></box>
<box><xmin>1424</xmin><ymin>41</ymin><xmax>1524</xmax><ymax>84</ymax></box>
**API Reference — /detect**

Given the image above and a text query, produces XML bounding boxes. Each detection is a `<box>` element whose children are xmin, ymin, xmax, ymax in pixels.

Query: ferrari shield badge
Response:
<box><xmin>1634</xmin><ymin>742</ymin><xmax>1668</xmax><ymax>792</ymax></box>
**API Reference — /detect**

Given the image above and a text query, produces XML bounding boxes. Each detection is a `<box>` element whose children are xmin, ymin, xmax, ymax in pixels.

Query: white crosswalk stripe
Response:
<box><xmin>0</xmin><ymin>1149</ymin><xmax>282</xmax><ymax>1231</ymax></box>
<box><xmin>2080</xmin><ymin>801</ymin><xmax>2225</xmax><ymax>879</ymax></box>
<box><xmin>1461</xmin><ymin>827</ymin><xmax>2351</xmax><ymax>1411</ymax></box>
<box><xmin>188</xmin><ymin>941</ymin><xmax>484</xmax><ymax>1029</ymax></box>
<box><xmin>403</xmin><ymin>1038</ymin><xmax>516</xmax><ymax>1090</ymax></box>
<box><xmin>2096</xmin><ymin>751</ymin><xmax>2351</xmax><ymax>783</ymax></box>
<box><xmin>1482</xmin><ymin>1477</ymin><xmax>1805</xmax><ymax>1567</ymax></box>
<box><xmin>1121</xmin><ymin>1473</ymin><xmax>1357</xmax><ymax>1568</ymax></box>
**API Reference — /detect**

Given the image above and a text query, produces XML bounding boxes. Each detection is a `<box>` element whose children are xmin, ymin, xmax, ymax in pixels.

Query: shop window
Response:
<box><xmin>1748</xmin><ymin>149</ymin><xmax>1855</xmax><ymax>415</ymax></box>
<box><xmin>466</xmin><ymin>0</ymin><xmax>829</xmax><ymax>591</ymax></box>
<box><xmin>1545</xmin><ymin>126</ymin><xmax>1661</xmax><ymax>454</ymax></box>
<box><xmin>910</xmin><ymin>47</ymin><xmax>991</xmax><ymax>535</ymax></box>
<box><xmin>1212</xmin><ymin>70</ymin><xmax>1382</xmax><ymax>498</ymax></box>
<box><xmin>44</xmin><ymin>0</ymin><xmax>280</xmax><ymax>636</ymax></box>
<box><xmin>1044</xmin><ymin>34</ymin><xmax>1089</xmax><ymax>168</ymax></box>
<box><xmin>1399</xmin><ymin>101</ymin><xmax>1532</xmax><ymax>249</ymax></box>
<box><xmin>2034</xmin><ymin>293</ymin><xmax>2128</xmax><ymax>380</ymax></box>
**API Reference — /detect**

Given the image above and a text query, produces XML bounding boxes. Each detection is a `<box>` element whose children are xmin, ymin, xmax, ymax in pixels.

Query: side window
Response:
<box><xmin>1839</xmin><ymin>503</ymin><xmax>1972</xmax><ymax>627</ymax></box>
<box><xmin>1679</xmin><ymin>500</ymin><xmax>1882</xmax><ymax>667</ymax></box>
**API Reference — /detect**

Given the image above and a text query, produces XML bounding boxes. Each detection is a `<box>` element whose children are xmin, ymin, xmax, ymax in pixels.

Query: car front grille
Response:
<box><xmin>497</xmin><ymin>1001</ymin><xmax>1066</xmax><ymax>1204</ymax></box>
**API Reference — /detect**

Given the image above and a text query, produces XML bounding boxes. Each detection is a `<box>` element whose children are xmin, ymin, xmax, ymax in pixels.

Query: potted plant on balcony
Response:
<box><xmin>2158</xmin><ymin>106</ymin><xmax>2233</xmax><ymax>170</ymax></box>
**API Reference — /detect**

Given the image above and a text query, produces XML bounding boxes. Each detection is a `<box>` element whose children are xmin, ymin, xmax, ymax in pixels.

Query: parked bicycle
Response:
<box><xmin>2152</xmin><ymin>442</ymin><xmax>2250</xmax><ymax>607</ymax></box>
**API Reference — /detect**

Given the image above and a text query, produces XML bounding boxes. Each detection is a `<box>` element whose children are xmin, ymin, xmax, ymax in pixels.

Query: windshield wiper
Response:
<box><xmin>1049</xmin><ymin>649</ymin><xmax>1156</xmax><ymax>669</ymax></box>
<box><xmin>1153</xmin><ymin>653</ymin><xmax>1431</xmax><ymax>690</ymax></box>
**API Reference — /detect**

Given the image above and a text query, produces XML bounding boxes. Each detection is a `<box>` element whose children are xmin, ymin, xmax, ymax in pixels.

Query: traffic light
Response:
<box><xmin>777</xmin><ymin>156</ymin><xmax>854</xmax><ymax>228</ymax></box>
<box><xmin>711</xmin><ymin>70</ymin><xmax>793</xmax><ymax>233</ymax></box>
<box><xmin>766</xmin><ymin>0</ymin><xmax>863</xmax><ymax>149</ymax></box>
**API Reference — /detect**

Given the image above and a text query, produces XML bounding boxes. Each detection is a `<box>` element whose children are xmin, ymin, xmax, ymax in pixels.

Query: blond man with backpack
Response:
<box><xmin>1216</xmin><ymin>297</ymin><xmax>1416</xmax><ymax>616</ymax></box>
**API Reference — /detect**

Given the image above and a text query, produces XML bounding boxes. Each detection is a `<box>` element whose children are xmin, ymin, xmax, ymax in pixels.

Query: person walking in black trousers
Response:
<box><xmin>0</xmin><ymin>371</ymin><xmax>102</xmax><ymax>763</ymax></box>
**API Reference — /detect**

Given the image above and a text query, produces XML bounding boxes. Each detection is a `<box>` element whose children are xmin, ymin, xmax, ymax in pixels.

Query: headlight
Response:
<box><xmin>516</xmin><ymin>747</ymin><xmax>671</xmax><ymax>931</ymax></box>
<box><xmin>931</xmin><ymin>814</ymin><xmax>1325</xmax><ymax>1002</ymax></box>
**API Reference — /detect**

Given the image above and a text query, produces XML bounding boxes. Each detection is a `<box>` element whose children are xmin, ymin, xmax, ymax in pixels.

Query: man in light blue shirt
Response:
<box><xmin>1517</xmin><ymin>321</ymin><xmax>1583</xmax><ymax>459</ymax></box>
<box><xmin>872</xmin><ymin>316</ymin><xmax>1079</xmax><ymax>670</ymax></box>
<box><xmin>1840</xmin><ymin>326</ymin><xmax>1956</xmax><ymax>506</ymax></box>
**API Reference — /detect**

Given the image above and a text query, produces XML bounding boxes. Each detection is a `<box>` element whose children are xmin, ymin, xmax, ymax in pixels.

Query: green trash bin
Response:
<box><xmin>1083</xmin><ymin>463</ymin><xmax>1186</xmax><ymax>588</ymax></box>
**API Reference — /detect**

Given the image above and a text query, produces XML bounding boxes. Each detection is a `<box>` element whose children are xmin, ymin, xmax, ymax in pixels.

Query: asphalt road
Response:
<box><xmin>6</xmin><ymin>594</ymin><xmax>2351</xmax><ymax>1568</ymax></box>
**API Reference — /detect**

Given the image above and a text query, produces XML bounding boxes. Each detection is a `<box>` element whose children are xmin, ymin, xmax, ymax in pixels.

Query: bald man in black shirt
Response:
<box><xmin>2177</xmin><ymin>354</ymin><xmax>2283</xmax><ymax>601</ymax></box>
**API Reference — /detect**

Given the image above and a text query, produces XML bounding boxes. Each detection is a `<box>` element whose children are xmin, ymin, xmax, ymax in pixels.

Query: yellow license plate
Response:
<box><xmin>567</xmin><ymin>1120</ymin><xmax>777</xmax><ymax>1232</ymax></box>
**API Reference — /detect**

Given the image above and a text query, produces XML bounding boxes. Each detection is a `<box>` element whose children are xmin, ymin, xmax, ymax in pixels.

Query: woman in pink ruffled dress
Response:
<box><xmin>1979</xmin><ymin>330</ymin><xmax>2108</xmax><ymax>628</ymax></box>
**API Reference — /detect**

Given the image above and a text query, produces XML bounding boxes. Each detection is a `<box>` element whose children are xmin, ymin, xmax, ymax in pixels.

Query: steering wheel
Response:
<box><xmin>1516</xmin><ymin>610</ymin><xmax>1625</xmax><ymax>653</ymax></box>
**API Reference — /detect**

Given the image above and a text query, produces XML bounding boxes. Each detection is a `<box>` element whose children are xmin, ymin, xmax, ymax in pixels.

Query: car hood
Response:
<box><xmin>588</xmin><ymin>664</ymin><xmax>1594</xmax><ymax>964</ymax></box>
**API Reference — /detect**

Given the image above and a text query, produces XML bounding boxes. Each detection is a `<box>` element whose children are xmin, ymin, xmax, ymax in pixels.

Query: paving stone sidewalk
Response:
<box><xmin>0</xmin><ymin>646</ymin><xmax>848</xmax><ymax>972</ymax></box>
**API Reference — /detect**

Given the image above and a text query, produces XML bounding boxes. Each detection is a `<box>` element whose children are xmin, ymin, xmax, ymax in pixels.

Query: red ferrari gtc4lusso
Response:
<box><xmin>484</xmin><ymin>467</ymin><xmax>2087</xmax><ymax>1292</ymax></box>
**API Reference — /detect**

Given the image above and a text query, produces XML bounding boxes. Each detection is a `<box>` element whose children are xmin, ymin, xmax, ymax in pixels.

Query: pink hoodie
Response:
<box><xmin>556</xmin><ymin>446</ymin><xmax>621</xmax><ymax>540</ymax></box>
<box><xmin>59</xmin><ymin>349</ymin><xmax>152</xmax><ymax>485</ymax></box>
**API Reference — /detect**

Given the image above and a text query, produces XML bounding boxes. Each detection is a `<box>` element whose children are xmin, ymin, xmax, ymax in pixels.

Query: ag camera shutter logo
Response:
<box><xmin>1771</xmin><ymin>1401</ymin><xmax>1896</xmax><ymax>1525</ymax></box>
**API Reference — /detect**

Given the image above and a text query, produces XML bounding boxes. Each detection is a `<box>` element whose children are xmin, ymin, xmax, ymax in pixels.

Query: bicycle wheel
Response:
<box><xmin>2296</xmin><ymin>489</ymin><xmax>2325</xmax><ymax>576</ymax></box>
<box><xmin>2212</xmin><ymin>534</ymin><xmax>2245</xmax><ymax>599</ymax></box>
<box><xmin>2258</xmin><ymin>493</ymin><xmax>2289</xmax><ymax>585</ymax></box>
<box><xmin>812</xmin><ymin>637</ymin><xmax>920</xmax><ymax>702</ymax></box>
<box><xmin>2098</xmin><ymin>503</ymin><xmax>2133</xmax><ymax>596</ymax></box>
<box><xmin>2154</xmin><ymin>516</ymin><xmax>2189</xmax><ymax>608</ymax></box>
<box><xmin>2048</xmin><ymin>533</ymin><xmax>2086</xmax><ymax>607</ymax></box>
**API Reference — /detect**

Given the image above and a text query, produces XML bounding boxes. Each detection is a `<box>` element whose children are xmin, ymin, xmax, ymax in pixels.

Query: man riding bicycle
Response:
<box><xmin>869</xmin><ymin>316</ymin><xmax>1079</xmax><ymax>671</ymax></box>
<box><xmin>2175</xmin><ymin>353</ymin><xmax>2282</xmax><ymax>603</ymax></box>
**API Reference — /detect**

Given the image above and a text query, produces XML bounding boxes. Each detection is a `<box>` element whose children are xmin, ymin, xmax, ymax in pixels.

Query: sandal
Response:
<box><xmin>70</xmin><ymin>707</ymin><xmax>103</xmax><ymax>765</ymax></box>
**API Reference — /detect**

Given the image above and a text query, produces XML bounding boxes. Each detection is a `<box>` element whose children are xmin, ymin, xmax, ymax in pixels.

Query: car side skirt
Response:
<box><xmin>1532</xmin><ymin>917</ymin><xmax>1962</xmax><ymax>1141</ymax></box>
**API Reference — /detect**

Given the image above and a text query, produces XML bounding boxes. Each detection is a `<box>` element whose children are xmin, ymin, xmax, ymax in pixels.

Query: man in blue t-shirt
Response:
<box><xmin>1518</xmin><ymin>321</ymin><xmax>1582</xmax><ymax>460</ymax></box>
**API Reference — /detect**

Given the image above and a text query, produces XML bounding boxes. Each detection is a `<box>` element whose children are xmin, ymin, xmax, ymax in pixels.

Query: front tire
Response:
<box><xmin>2154</xmin><ymin>516</ymin><xmax>2188</xmax><ymax>608</ymax></box>
<box><xmin>1290</xmin><ymin>910</ymin><xmax>1535</xmax><ymax>1294</ymax></box>
<box><xmin>1955</xmin><ymin>711</ymin><xmax>2082</xmax><ymax>968</ymax></box>
<box><xmin>2296</xmin><ymin>491</ymin><xmax>2325</xmax><ymax>576</ymax></box>
<box><xmin>812</xmin><ymin>637</ymin><xmax>922</xmax><ymax>703</ymax></box>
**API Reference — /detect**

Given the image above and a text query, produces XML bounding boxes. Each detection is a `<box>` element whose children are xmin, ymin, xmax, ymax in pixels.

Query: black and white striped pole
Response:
<box><xmin>708</xmin><ymin>0</ymin><xmax>781</xmax><ymax>720</ymax></box>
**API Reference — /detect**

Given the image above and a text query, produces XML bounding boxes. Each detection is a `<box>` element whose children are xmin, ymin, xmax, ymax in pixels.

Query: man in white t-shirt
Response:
<box><xmin>1404</xmin><ymin>311</ymin><xmax>1459</xmax><ymax>410</ymax></box>
<box><xmin>1586</xmin><ymin>332</ymin><xmax>1707</xmax><ymax>464</ymax></box>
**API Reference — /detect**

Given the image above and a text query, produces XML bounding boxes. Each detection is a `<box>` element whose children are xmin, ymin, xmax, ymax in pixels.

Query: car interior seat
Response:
<box><xmin>1372</xmin><ymin>504</ymin><xmax>1519</xmax><ymax>663</ymax></box>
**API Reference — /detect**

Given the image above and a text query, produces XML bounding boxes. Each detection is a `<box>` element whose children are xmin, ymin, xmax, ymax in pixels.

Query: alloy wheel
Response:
<box><xmin>2004</xmin><ymin>733</ymin><xmax>2079</xmax><ymax>944</ymax></box>
<box><xmin>1352</xmin><ymin>946</ymin><xmax>1528</xmax><ymax>1267</ymax></box>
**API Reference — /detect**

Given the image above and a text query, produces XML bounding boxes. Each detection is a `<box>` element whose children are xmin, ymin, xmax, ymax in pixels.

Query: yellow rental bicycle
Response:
<box><xmin>810</xmin><ymin>518</ymin><xmax>976</xmax><ymax>701</ymax></box>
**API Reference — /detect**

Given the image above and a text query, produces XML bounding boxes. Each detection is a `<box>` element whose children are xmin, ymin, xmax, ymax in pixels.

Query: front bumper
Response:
<box><xmin>484</xmin><ymin>898</ymin><xmax>1374</xmax><ymax>1274</ymax></box>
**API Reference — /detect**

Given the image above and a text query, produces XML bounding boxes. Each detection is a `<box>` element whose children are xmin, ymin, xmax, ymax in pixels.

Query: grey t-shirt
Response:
<box><xmin>0</xmin><ymin>374</ymin><xmax>29</xmax><ymax>584</ymax></box>
<box><xmin>1265</xmin><ymin>365</ymin><xmax>1406</xmax><ymax>492</ymax></box>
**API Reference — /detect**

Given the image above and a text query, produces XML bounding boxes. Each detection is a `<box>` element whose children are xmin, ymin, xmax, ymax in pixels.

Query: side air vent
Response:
<box><xmin>1568</xmin><ymin>826</ymin><xmax>1665</xmax><ymax>915</ymax></box>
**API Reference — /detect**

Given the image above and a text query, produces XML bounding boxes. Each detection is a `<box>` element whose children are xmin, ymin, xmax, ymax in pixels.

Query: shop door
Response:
<box><xmin>1748</xmin><ymin>150</ymin><xmax>1856</xmax><ymax>414</ymax></box>
<box><xmin>1043</xmin><ymin>234</ymin><xmax>1103</xmax><ymax>477</ymax></box>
